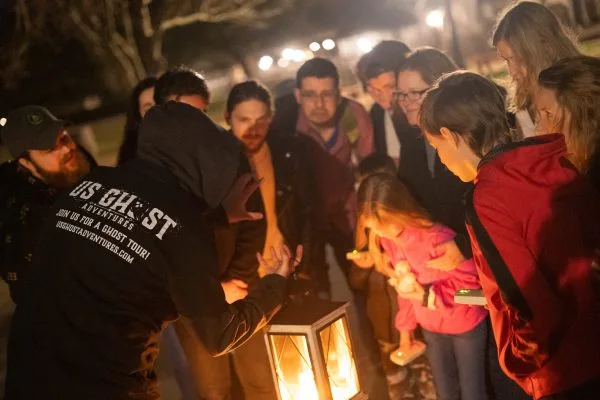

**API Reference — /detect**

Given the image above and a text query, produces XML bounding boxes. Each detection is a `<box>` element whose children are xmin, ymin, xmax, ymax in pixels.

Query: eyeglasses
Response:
<box><xmin>300</xmin><ymin>90</ymin><xmax>338</xmax><ymax>104</ymax></box>
<box><xmin>394</xmin><ymin>88</ymin><xmax>430</xmax><ymax>102</ymax></box>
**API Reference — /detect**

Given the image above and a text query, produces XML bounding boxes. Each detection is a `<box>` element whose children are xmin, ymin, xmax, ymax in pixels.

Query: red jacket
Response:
<box><xmin>466</xmin><ymin>134</ymin><xmax>600</xmax><ymax>399</ymax></box>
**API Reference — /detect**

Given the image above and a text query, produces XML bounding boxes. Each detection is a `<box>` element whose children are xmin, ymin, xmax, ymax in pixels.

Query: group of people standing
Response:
<box><xmin>0</xmin><ymin>1</ymin><xmax>599</xmax><ymax>400</ymax></box>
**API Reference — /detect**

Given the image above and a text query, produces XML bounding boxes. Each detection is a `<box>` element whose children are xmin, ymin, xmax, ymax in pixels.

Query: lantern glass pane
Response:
<box><xmin>319</xmin><ymin>316</ymin><xmax>360</xmax><ymax>399</ymax></box>
<box><xmin>268</xmin><ymin>334</ymin><xmax>319</xmax><ymax>400</ymax></box>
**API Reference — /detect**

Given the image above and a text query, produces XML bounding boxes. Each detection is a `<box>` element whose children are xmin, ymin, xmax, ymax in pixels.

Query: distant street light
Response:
<box><xmin>0</xmin><ymin>118</ymin><xmax>6</xmax><ymax>127</ymax></box>
<box><xmin>426</xmin><ymin>9</ymin><xmax>445</xmax><ymax>29</ymax></box>
<box><xmin>258</xmin><ymin>55</ymin><xmax>274</xmax><ymax>71</ymax></box>
<box><xmin>356</xmin><ymin>37</ymin><xmax>374</xmax><ymax>54</ymax></box>
<box><xmin>309</xmin><ymin>42</ymin><xmax>321</xmax><ymax>52</ymax></box>
<box><xmin>322</xmin><ymin>39</ymin><xmax>336</xmax><ymax>51</ymax></box>
<box><xmin>282</xmin><ymin>48</ymin><xmax>295</xmax><ymax>60</ymax></box>
<box><xmin>292</xmin><ymin>49</ymin><xmax>306</xmax><ymax>62</ymax></box>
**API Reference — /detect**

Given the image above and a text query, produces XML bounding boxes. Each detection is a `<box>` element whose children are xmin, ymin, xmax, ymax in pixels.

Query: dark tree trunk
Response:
<box><xmin>444</xmin><ymin>0</ymin><xmax>466</xmax><ymax>68</ymax></box>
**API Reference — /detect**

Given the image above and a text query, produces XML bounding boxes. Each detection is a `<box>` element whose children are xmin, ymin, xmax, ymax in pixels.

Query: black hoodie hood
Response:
<box><xmin>136</xmin><ymin>101</ymin><xmax>242</xmax><ymax>208</ymax></box>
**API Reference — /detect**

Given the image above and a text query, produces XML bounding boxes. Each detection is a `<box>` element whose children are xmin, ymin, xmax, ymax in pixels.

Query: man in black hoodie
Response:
<box><xmin>5</xmin><ymin>102</ymin><xmax>297</xmax><ymax>400</ymax></box>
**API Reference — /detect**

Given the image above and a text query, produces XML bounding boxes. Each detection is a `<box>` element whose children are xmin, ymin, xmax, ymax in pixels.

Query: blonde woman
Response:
<box><xmin>536</xmin><ymin>55</ymin><xmax>600</xmax><ymax>191</ymax></box>
<box><xmin>492</xmin><ymin>1</ymin><xmax>580</xmax><ymax>137</ymax></box>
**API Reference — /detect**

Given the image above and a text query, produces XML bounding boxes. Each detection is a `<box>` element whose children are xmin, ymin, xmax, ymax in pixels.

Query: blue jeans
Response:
<box><xmin>422</xmin><ymin>319</ymin><xmax>487</xmax><ymax>400</ymax></box>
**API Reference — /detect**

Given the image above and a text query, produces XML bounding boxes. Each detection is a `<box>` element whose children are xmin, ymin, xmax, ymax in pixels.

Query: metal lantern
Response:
<box><xmin>264</xmin><ymin>297</ymin><xmax>367</xmax><ymax>400</ymax></box>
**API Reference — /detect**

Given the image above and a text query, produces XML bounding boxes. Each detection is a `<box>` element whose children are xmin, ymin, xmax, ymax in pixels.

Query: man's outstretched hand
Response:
<box><xmin>222</xmin><ymin>173</ymin><xmax>263</xmax><ymax>223</ymax></box>
<box><xmin>257</xmin><ymin>245</ymin><xmax>303</xmax><ymax>279</ymax></box>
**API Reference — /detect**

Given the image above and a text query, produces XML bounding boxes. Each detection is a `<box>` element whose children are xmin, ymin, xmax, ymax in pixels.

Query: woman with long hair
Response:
<box><xmin>117</xmin><ymin>77</ymin><xmax>157</xmax><ymax>165</ymax></box>
<box><xmin>356</xmin><ymin>173</ymin><xmax>488</xmax><ymax>400</ymax></box>
<box><xmin>492</xmin><ymin>1</ymin><xmax>580</xmax><ymax>137</ymax></box>
<box><xmin>421</xmin><ymin>70</ymin><xmax>600</xmax><ymax>399</ymax></box>
<box><xmin>536</xmin><ymin>56</ymin><xmax>600</xmax><ymax>190</ymax></box>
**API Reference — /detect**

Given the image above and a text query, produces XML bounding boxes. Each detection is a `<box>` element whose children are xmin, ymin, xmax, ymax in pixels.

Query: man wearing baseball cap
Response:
<box><xmin>0</xmin><ymin>105</ymin><xmax>91</xmax><ymax>303</ymax></box>
<box><xmin>5</xmin><ymin>101</ymin><xmax>299</xmax><ymax>399</ymax></box>
<box><xmin>0</xmin><ymin>105</ymin><xmax>93</xmax><ymax>395</ymax></box>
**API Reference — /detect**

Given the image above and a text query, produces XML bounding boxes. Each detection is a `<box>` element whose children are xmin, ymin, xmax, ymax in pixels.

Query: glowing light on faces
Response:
<box><xmin>534</xmin><ymin>85</ymin><xmax>570</xmax><ymax>136</ymax></box>
<box><xmin>496</xmin><ymin>40</ymin><xmax>527</xmax><ymax>85</ymax></box>
<box><xmin>396</xmin><ymin>70</ymin><xmax>430</xmax><ymax>126</ymax></box>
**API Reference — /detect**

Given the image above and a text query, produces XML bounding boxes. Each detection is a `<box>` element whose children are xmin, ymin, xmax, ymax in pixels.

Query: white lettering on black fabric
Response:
<box><xmin>68</xmin><ymin>180</ymin><xmax>179</xmax><ymax>239</ymax></box>
<box><xmin>55</xmin><ymin>220</ymin><xmax>136</xmax><ymax>264</ymax></box>
<box><xmin>60</xmin><ymin>180</ymin><xmax>182</xmax><ymax>264</ymax></box>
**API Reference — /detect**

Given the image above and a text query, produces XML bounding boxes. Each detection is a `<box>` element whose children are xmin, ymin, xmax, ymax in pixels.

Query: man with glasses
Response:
<box><xmin>294</xmin><ymin>57</ymin><xmax>374</xmax><ymax>298</ymax></box>
<box><xmin>356</xmin><ymin>41</ymin><xmax>411</xmax><ymax>165</ymax></box>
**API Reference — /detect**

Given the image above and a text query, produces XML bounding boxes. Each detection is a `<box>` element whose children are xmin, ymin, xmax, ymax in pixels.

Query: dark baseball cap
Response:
<box><xmin>0</xmin><ymin>105</ymin><xmax>67</xmax><ymax>158</ymax></box>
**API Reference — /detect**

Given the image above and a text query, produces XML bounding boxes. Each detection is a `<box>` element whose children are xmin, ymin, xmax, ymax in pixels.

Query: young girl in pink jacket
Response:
<box><xmin>357</xmin><ymin>173</ymin><xmax>488</xmax><ymax>400</ymax></box>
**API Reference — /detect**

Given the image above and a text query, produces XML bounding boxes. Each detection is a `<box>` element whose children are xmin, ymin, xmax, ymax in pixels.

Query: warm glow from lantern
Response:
<box><xmin>265</xmin><ymin>301</ymin><xmax>364</xmax><ymax>400</ymax></box>
<box><xmin>275</xmin><ymin>363</ymin><xmax>319</xmax><ymax>400</ymax></box>
<box><xmin>320</xmin><ymin>318</ymin><xmax>360</xmax><ymax>400</ymax></box>
<box><xmin>270</xmin><ymin>334</ymin><xmax>319</xmax><ymax>400</ymax></box>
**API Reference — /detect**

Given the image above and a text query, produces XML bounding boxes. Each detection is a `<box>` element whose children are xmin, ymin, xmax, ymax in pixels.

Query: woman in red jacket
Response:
<box><xmin>419</xmin><ymin>71</ymin><xmax>600</xmax><ymax>400</ymax></box>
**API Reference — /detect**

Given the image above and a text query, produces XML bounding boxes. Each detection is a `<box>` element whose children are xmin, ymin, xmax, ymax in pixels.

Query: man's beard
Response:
<box><xmin>33</xmin><ymin>150</ymin><xmax>91</xmax><ymax>189</ymax></box>
<box><xmin>242</xmin><ymin>135</ymin><xmax>267</xmax><ymax>155</ymax></box>
<box><xmin>307</xmin><ymin>110</ymin><xmax>336</xmax><ymax>130</ymax></box>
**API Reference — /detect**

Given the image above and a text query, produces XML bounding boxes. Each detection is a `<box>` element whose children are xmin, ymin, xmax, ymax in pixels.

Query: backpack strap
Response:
<box><xmin>464</xmin><ymin>186</ymin><xmax>533</xmax><ymax>321</ymax></box>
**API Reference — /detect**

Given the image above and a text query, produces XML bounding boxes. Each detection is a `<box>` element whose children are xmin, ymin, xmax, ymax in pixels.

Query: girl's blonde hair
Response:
<box><xmin>356</xmin><ymin>173</ymin><xmax>432</xmax><ymax>251</ymax></box>
<box><xmin>492</xmin><ymin>1</ymin><xmax>580</xmax><ymax>112</ymax></box>
<box><xmin>538</xmin><ymin>56</ymin><xmax>600</xmax><ymax>172</ymax></box>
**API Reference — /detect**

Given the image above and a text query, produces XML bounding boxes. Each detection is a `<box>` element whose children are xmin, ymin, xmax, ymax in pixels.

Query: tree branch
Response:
<box><xmin>158</xmin><ymin>0</ymin><xmax>285</xmax><ymax>31</ymax></box>
<box><xmin>117</xmin><ymin>1</ymin><xmax>148</xmax><ymax>79</ymax></box>
<box><xmin>69</xmin><ymin>8</ymin><xmax>103</xmax><ymax>48</ymax></box>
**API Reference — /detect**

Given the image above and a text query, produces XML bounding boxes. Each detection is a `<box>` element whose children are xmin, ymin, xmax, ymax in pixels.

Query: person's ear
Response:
<box><xmin>440</xmin><ymin>127</ymin><xmax>460</xmax><ymax>150</ymax></box>
<box><xmin>294</xmin><ymin>88</ymin><xmax>301</xmax><ymax>105</ymax></box>
<box><xmin>18</xmin><ymin>157</ymin><xmax>32</xmax><ymax>171</ymax></box>
<box><xmin>224</xmin><ymin>111</ymin><xmax>231</xmax><ymax>126</ymax></box>
<box><xmin>17</xmin><ymin>156</ymin><xmax>40</xmax><ymax>180</ymax></box>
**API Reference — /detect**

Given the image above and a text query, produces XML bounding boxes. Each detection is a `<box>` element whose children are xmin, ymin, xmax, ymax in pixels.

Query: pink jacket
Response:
<box><xmin>381</xmin><ymin>224</ymin><xmax>487</xmax><ymax>335</ymax></box>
